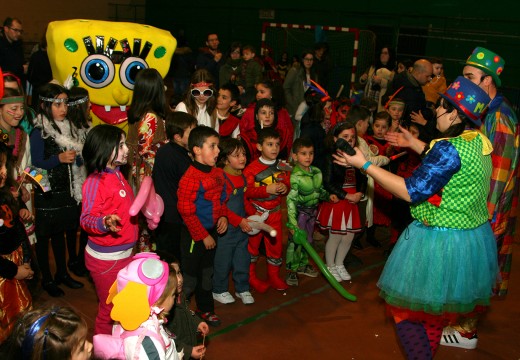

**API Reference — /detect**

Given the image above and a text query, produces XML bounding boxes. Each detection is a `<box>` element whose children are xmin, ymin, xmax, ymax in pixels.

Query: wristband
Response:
<box><xmin>361</xmin><ymin>161</ymin><xmax>372</xmax><ymax>173</ymax></box>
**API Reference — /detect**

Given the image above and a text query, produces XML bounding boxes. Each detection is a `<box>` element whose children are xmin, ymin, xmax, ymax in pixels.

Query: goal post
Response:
<box><xmin>261</xmin><ymin>22</ymin><xmax>361</xmax><ymax>97</ymax></box>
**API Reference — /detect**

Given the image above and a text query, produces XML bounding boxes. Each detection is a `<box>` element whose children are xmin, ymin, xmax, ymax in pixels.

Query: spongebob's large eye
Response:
<box><xmin>80</xmin><ymin>54</ymin><xmax>115</xmax><ymax>88</ymax></box>
<box><xmin>119</xmin><ymin>57</ymin><xmax>148</xmax><ymax>89</ymax></box>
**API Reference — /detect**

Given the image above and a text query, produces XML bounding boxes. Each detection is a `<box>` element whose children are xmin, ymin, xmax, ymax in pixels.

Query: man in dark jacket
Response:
<box><xmin>0</xmin><ymin>17</ymin><xmax>26</xmax><ymax>82</ymax></box>
<box><xmin>384</xmin><ymin>59</ymin><xmax>436</xmax><ymax>141</ymax></box>
<box><xmin>196</xmin><ymin>33</ymin><xmax>223</xmax><ymax>87</ymax></box>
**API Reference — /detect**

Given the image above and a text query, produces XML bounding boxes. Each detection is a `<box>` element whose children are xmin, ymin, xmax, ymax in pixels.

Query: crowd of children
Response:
<box><xmin>0</xmin><ymin>62</ymin><xmax>432</xmax><ymax>358</ymax></box>
<box><xmin>0</xmin><ymin>34</ymin><xmax>507</xmax><ymax>360</ymax></box>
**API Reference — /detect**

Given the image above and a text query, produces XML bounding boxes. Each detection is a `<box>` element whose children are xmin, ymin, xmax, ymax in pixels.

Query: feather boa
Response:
<box><xmin>34</xmin><ymin>115</ymin><xmax>89</xmax><ymax>203</ymax></box>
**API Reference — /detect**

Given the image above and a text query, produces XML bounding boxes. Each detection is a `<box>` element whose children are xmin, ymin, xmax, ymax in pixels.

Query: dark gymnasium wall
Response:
<box><xmin>147</xmin><ymin>0</ymin><xmax>520</xmax><ymax>112</ymax></box>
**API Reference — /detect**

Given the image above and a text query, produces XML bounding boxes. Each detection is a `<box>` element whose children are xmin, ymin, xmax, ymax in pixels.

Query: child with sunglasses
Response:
<box><xmin>176</xmin><ymin>69</ymin><xmax>218</xmax><ymax>131</ymax></box>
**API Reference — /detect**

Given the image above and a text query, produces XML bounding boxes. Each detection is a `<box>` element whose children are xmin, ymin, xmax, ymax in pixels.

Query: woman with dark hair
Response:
<box><xmin>126</xmin><ymin>68</ymin><xmax>167</xmax><ymax>189</ymax></box>
<box><xmin>335</xmin><ymin>77</ymin><xmax>497</xmax><ymax>358</ymax></box>
<box><xmin>359</xmin><ymin>46</ymin><xmax>396</xmax><ymax>111</ymax></box>
<box><xmin>176</xmin><ymin>68</ymin><xmax>218</xmax><ymax>130</ymax></box>
<box><xmin>283</xmin><ymin>49</ymin><xmax>318</xmax><ymax>122</ymax></box>
<box><xmin>219</xmin><ymin>42</ymin><xmax>242</xmax><ymax>87</ymax></box>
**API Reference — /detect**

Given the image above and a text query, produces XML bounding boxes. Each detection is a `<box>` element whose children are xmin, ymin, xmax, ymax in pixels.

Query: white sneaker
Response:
<box><xmin>440</xmin><ymin>326</ymin><xmax>478</xmax><ymax>350</ymax></box>
<box><xmin>335</xmin><ymin>265</ymin><xmax>351</xmax><ymax>281</ymax></box>
<box><xmin>235</xmin><ymin>291</ymin><xmax>255</xmax><ymax>305</ymax></box>
<box><xmin>327</xmin><ymin>265</ymin><xmax>342</xmax><ymax>282</ymax></box>
<box><xmin>212</xmin><ymin>291</ymin><xmax>235</xmax><ymax>304</ymax></box>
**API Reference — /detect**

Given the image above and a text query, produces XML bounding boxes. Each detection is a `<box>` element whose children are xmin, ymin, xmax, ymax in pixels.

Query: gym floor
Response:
<box><xmin>32</xmin><ymin>219</ymin><xmax>520</xmax><ymax>359</ymax></box>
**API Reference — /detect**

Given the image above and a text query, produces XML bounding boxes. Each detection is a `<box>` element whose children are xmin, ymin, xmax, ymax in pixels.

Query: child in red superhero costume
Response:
<box><xmin>177</xmin><ymin>126</ymin><xmax>228</xmax><ymax>327</ymax></box>
<box><xmin>244</xmin><ymin>128</ymin><xmax>290</xmax><ymax>292</ymax></box>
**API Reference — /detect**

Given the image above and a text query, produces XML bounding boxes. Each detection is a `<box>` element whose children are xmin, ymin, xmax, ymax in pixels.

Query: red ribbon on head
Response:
<box><xmin>0</xmin><ymin>69</ymin><xmax>24</xmax><ymax>100</ymax></box>
<box><xmin>191</xmin><ymin>82</ymin><xmax>213</xmax><ymax>88</ymax></box>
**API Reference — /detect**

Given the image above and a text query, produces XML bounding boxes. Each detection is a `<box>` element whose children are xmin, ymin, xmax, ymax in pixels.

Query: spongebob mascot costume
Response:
<box><xmin>46</xmin><ymin>19</ymin><xmax>176</xmax><ymax>132</ymax></box>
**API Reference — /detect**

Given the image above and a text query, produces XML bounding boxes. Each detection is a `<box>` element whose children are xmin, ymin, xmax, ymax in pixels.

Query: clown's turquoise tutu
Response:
<box><xmin>377</xmin><ymin>220</ymin><xmax>498</xmax><ymax>315</ymax></box>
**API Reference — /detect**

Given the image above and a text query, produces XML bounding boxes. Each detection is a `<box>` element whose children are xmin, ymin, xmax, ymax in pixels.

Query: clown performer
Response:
<box><xmin>336</xmin><ymin>77</ymin><xmax>498</xmax><ymax>359</ymax></box>
<box><xmin>46</xmin><ymin>19</ymin><xmax>176</xmax><ymax>131</ymax></box>
<box><xmin>439</xmin><ymin>48</ymin><xmax>520</xmax><ymax>349</ymax></box>
<box><xmin>102</xmin><ymin>252</ymin><xmax>182</xmax><ymax>359</ymax></box>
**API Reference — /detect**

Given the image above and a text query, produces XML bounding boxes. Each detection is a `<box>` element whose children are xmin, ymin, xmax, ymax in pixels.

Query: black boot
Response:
<box><xmin>352</xmin><ymin>236</ymin><xmax>363</xmax><ymax>250</ymax></box>
<box><xmin>55</xmin><ymin>274</ymin><xmax>84</xmax><ymax>289</ymax></box>
<box><xmin>366</xmin><ymin>226</ymin><xmax>381</xmax><ymax>248</ymax></box>
<box><xmin>42</xmin><ymin>281</ymin><xmax>65</xmax><ymax>297</ymax></box>
<box><xmin>68</xmin><ymin>260</ymin><xmax>89</xmax><ymax>277</ymax></box>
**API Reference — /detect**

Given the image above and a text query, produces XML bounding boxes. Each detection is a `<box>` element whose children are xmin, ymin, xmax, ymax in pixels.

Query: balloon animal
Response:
<box><xmin>46</xmin><ymin>19</ymin><xmax>176</xmax><ymax>131</ymax></box>
<box><xmin>247</xmin><ymin>212</ymin><xmax>277</xmax><ymax>237</ymax></box>
<box><xmin>129</xmin><ymin>176</ymin><xmax>164</xmax><ymax>230</ymax></box>
<box><xmin>287</xmin><ymin>222</ymin><xmax>357</xmax><ymax>301</ymax></box>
